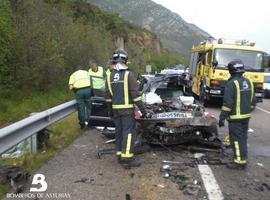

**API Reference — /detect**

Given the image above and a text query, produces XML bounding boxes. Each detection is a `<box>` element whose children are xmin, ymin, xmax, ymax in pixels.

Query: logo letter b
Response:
<box><xmin>30</xmin><ymin>174</ymin><xmax>47</xmax><ymax>192</ymax></box>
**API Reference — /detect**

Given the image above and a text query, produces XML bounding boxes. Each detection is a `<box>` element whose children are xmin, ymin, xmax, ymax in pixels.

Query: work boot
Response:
<box><xmin>120</xmin><ymin>158</ymin><xmax>141</xmax><ymax>168</ymax></box>
<box><xmin>226</xmin><ymin>162</ymin><xmax>246</xmax><ymax>170</ymax></box>
<box><xmin>79</xmin><ymin>123</ymin><xmax>85</xmax><ymax>130</ymax></box>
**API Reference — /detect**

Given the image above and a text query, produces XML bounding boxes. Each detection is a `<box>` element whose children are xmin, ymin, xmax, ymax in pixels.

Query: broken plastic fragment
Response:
<box><xmin>179</xmin><ymin>96</ymin><xmax>194</xmax><ymax>106</ymax></box>
<box><xmin>248</xmin><ymin>128</ymin><xmax>254</xmax><ymax>133</ymax></box>
<box><xmin>156</xmin><ymin>184</ymin><xmax>165</xmax><ymax>188</ymax></box>
<box><xmin>257</xmin><ymin>162</ymin><xmax>264</xmax><ymax>168</ymax></box>
<box><xmin>142</xmin><ymin>92</ymin><xmax>162</xmax><ymax>104</ymax></box>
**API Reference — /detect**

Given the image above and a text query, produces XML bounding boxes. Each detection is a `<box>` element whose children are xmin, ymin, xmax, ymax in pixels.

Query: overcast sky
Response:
<box><xmin>152</xmin><ymin>0</ymin><xmax>270</xmax><ymax>53</ymax></box>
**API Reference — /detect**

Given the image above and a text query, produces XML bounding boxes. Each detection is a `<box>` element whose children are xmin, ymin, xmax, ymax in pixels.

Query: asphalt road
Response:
<box><xmin>4</xmin><ymin>99</ymin><xmax>270</xmax><ymax>200</ymax></box>
<box><xmin>207</xmin><ymin>98</ymin><xmax>270</xmax><ymax>200</ymax></box>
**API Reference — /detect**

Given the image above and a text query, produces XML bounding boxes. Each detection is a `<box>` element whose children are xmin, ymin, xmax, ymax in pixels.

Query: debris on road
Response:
<box><xmin>125</xmin><ymin>193</ymin><xmax>132</xmax><ymax>200</ymax></box>
<box><xmin>257</xmin><ymin>162</ymin><xmax>264</xmax><ymax>168</ymax></box>
<box><xmin>262</xmin><ymin>183</ymin><xmax>270</xmax><ymax>191</ymax></box>
<box><xmin>248</xmin><ymin>128</ymin><xmax>255</xmax><ymax>134</ymax></box>
<box><xmin>160</xmin><ymin>164</ymin><xmax>172</xmax><ymax>172</ymax></box>
<box><xmin>104</xmin><ymin>139</ymin><xmax>115</xmax><ymax>144</ymax></box>
<box><xmin>155</xmin><ymin>184</ymin><xmax>165</xmax><ymax>188</ymax></box>
<box><xmin>73</xmin><ymin>177</ymin><xmax>94</xmax><ymax>184</ymax></box>
<box><xmin>0</xmin><ymin>165</ymin><xmax>30</xmax><ymax>193</ymax></box>
<box><xmin>161</xmin><ymin>164</ymin><xmax>202</xmax><ymax>197</ymax></box>
<box><xmin>96</xmin><ymin>146</ymin><xmax>115</xmax><ymax>159</ymax></box>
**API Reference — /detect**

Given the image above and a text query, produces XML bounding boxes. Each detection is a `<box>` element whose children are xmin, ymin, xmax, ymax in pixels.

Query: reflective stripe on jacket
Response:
<box><xmin>222</xmin><ymin>75</ymin><xmax>254</xmax><ymax>121</ymax></box>
<box><xmin>69</xmin><ymin>70</ymin><xmax>90</xmax><ymax>89</ymax></box>
<box><xmin>89</xmin><ymin>66</ymin><xmax>105</xmax><ymax>89</ymax></box>
<box><xmin>106</xmin><ymin>69</ymin><xmax>111</xmax><ymax>78</ymax></box>
<box><xmin>107</xmin><ymin>70</ymin><xmax>134</xmax><ymax>109</ymax></box>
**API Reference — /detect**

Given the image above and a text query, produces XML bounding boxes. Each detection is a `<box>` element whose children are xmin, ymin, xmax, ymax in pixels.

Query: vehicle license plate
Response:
<box><xmin>156</xmin><ymin>112</ymin><xmax>193</xmax><ymax>119</ymax></box>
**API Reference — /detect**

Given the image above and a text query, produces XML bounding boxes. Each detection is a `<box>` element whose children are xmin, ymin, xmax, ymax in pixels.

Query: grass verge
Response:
<box><xmin>0</xmin><ymin>113</ymin><xmax>80</xmax><ymax>198</ymax></box>
<box><xmin>0</xmin><ymin>87</ymin><xmax>73</xmax><ymax>127</ymax></box>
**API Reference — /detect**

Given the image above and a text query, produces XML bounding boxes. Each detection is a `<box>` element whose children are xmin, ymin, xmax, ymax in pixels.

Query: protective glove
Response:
<box><xmin>218</xmin><ymin>119</ymin><xmax>225</xmax><ymax>127</ymax></box>
<box><xmin>219</xmin><ymin>111</ymin><xmax>228</xmax><ymax>128</ymax></box>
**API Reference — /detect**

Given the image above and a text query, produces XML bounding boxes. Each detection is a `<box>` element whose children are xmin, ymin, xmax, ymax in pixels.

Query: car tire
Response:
<box><xmin>101</xmin><ymin>128</ymin><xmax>115</xmax><ymax>139</ymax></box>
<box><xmin>199</xmin><ymin>86</ymin><xmax>208</xmax><ymax>107</ymax></box>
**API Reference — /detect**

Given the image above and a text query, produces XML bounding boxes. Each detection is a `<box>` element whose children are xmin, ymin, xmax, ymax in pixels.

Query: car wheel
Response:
<box><xmin>199</xmin><ymin>86</ymin><xmax>208</xmax><ymax>107</ymax></box>
<box><xmin>101</xmin><ymin>128</ymin><xmax>115</xmax><ymax>139</ymax></box>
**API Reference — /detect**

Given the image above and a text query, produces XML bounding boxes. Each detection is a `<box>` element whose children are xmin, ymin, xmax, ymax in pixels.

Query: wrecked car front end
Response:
<box><xmin>137</xmin><ymin>98</ymin><xmax>218</xmax><ymax>145</ymax></box>
<box><xmin>90</xmin><ymin>73</ymin><xmax>219</xmax><ymax>145</ymax></box>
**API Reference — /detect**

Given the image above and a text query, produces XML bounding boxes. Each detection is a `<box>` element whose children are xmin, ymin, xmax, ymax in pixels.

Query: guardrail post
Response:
<box><xmin>30</xmin><ymin>134</ymin><xmax>37</xmax><ymax>154</ymax></box>
<box><xmin>29</xmin><ymin>113</ymin><xmax>38</xmax><ymax>154</ymax></box>
<box><xmin>0</xmin><ymin>100</ymin><xmax>77</xmax><ymax>155</ymax></box>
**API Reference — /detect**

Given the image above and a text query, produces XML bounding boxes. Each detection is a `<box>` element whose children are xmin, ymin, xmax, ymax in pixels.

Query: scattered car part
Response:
<box><xmin>163</xmin><ymin>172</ymin><xmax>170</xmax><ymax>178</ymax></box>
<box><xmin>162</xmin><ymin>156</ymin><xmax>228</xmax><ymax>166</ymax></box>
<box><xmin>73</xmin><ymin>177</ymin><xmax>94</xmax><ymax>184</ymax></box>
<box><xmin>104</xmin><ymin>139</ymin><xmax>116</xmax><ymax>144</ymax></box>
<box><xmin>96</xmin><ymin>147</ymin><xmax>115</xmax><ymax>159</ymax></box>
<box><xmin>160</xmin><ymin>164</ymin><xmax>172</xmax><ymax>172</ymax></box>
<box><xmin>0</xmin><ymin>165</ymin><xmax>30</xmax><ymax>193</ymax></box>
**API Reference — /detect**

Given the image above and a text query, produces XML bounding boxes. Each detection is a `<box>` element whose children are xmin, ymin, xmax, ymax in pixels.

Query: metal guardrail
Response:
<box><xmin>0</xmin><ymin>100</ymin><xmax>77</xmax><ymax>154</ymax></box>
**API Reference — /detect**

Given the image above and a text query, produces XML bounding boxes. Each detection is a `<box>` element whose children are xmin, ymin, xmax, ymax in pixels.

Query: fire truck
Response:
<box><xmin>188</xmin><ymin>38</ymin><xmax>266</xmax><ymax>107</ymax></box>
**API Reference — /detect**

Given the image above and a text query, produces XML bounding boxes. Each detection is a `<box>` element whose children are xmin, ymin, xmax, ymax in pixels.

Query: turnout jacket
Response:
<box><xmin>220</xmin><ymin>74</ymin><xmax>254</xmax><ymax>121</ymax></box>
<box><xmin>105</xmin><ymin>69</ymin><xmax>144</xmax><ymax>113</ymax></box>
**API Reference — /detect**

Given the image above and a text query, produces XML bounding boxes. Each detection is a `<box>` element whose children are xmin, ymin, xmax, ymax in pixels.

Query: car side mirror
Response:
<box><xmin>185</xmin><ymin>67</ymin><xmax>190</xmax><ymax>73</ymax></box>
<box><xmin>202</xmin><ymin>58</ymin><xmax>206</xmax><ymax>65</ymax></box>
<box><xmin>212</xmin><ymin>60</ymin><xmax>218</xmax><ymax>67</ymax></box>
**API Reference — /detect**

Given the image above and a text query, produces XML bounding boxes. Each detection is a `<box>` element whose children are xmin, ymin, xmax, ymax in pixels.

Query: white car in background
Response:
<box><xmin>264</xmin><ymin>72</ymin><xmax>270</xmax><ymax>98</ymax></box>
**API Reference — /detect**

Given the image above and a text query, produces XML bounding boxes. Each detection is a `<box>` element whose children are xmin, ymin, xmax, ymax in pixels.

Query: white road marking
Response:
<box><xmin>195</xmin><ymin>153</ymin><xmax>224</xmax><ymax>200</ymax></box>
<box><xmin>256</xmin><ymin>106</ymin><xmax>270</xmax><ymax>114</ymax></box>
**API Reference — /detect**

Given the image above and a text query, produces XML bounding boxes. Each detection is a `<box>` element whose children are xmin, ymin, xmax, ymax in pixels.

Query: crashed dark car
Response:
<box><xmin>89</xmin><ymin>73</ymin><xmax>218</xmax><ymax>145</ymax></box>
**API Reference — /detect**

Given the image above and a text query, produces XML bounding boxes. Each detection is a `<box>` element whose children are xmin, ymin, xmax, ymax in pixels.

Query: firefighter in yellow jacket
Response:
<box><xmin>105</xmin><ymin>48</ymin><xmax>146</xmax><ymax>168</ymax></box>
<box><xmin>219</xmin><ymin>59</ymin><xmax>254</xmax><ymax>170</ymax></box>
<box><xmin>69</xmin><ymin>69</ymin><xmax>91</xmax><ymax>129</ymax></box>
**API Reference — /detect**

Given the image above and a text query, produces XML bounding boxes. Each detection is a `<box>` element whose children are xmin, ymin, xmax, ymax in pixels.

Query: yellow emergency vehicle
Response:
<box><xmin>189</xmin><ymin>38</ymin><xmax>265</xmax><ymax>106</ymax></box>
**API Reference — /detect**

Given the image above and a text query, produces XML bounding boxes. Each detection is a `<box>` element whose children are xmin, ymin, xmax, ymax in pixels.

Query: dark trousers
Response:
<box><xmin>75</xmin><ymin>87</ymin><xmax>91</xmax><ymax>126</ymax></box>
<box><xmin>228</xmin><ymin>118</ymin><xmax>249</xmax><ymax>164</ymax></box>
<box><xmin>113</xmin><ymin>110</ymin><xmax>136</xmax><ymax>159</ymax></box>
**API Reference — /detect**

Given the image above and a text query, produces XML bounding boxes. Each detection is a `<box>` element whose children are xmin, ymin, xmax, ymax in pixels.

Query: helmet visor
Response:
<box><xmin>113</xmin><ymin>53</ymin><xmax>127</xmax><ymax>60</ymax></box>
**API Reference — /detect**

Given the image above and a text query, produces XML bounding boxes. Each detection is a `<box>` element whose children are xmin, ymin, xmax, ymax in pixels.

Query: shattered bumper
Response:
<box><xmin>136</xmin><ymin>113</ymin><xmax>217</xmax><ymax>145</ymax></box>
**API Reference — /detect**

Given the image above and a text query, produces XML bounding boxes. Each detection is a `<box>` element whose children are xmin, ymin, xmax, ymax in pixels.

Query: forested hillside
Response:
<box><xmin>0</xmin><ymin>0</ymin><xmax>185</xmax><ymax>92</ymax></box>
<box><xmin>86</xmin><ymin>0</ymin><xmax>211</xmax><ymax>58</ymax></box>
<box><xmin>0</xmin><ymin>0</ymin><xmax>184</xmax><ymax>123</ymax></box>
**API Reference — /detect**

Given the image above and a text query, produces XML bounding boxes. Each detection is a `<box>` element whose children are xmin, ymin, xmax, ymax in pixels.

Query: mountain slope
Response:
<box><xmin>85</xmin><ymin>0</ymin><xmax>211</xmax><ymax>58</ymax></box>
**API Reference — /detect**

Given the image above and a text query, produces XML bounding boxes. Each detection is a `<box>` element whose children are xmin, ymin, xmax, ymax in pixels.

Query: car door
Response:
<box><xmin>88</xmin><ymin>76</ymin><xmax>114</xmax><ymax>127</ymax></box>
<box><xmin>88</xmin><ymin>75</ymin><xmax>148</xmax><ymax>127</ymax></box>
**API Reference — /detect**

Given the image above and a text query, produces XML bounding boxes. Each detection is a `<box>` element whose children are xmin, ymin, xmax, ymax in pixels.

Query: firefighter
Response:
<box><xmin>89</xmin><ymin>61</ymin><xmax>106</xmax><ymax>97</ymax></box>
<box><xmin>105</xmin><ymin>48</ymin><xmax>146</xmax><ymax>168</ymax></box>
<box><xmin>69</xmin><ymin>69</ymin><xmax>91</xmax><ymax>129</ymax></box>
<box><xmin>219</xmin><ymin>59</ymin><xmax>254</xmax><ymax>170</ymax></box>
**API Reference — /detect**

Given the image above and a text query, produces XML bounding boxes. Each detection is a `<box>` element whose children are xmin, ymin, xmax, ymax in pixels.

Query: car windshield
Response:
<box><xmin>214</xmin><ymin>49</ymin><xmax>263</xmax><ymax>71</ymax></box>
<box><xmin>175</xmin><ymin>64</ymin><xmax>185</xmax><ymax>70</ymax></box>
<box><xmin>265</xmin><ymin>75</ymin><xmax>270</xmax><ymax>83</ymax></box>
<box><xmin>150</xmin><ymin>80</ymin><xmax>184</xmax><ymax>99</ymax></box>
